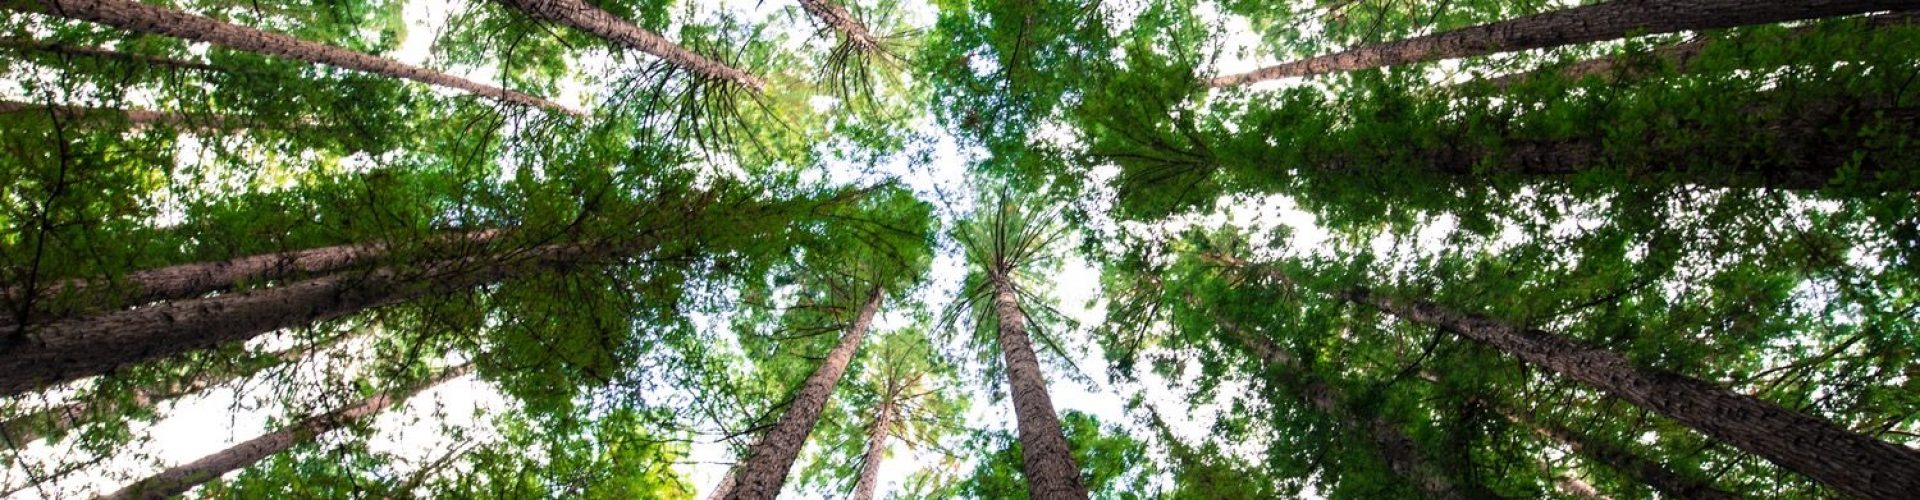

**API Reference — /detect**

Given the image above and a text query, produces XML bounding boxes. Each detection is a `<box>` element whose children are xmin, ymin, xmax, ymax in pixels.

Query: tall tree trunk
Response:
<box><xmin>850</xmin><ymin>395</ymin><xmax>893</xmax><ymax>500</ymax></box>
<box><xmin>1207</xmin><ymin>0</ymin><xmax>1917</xmax><ymax>87</ymax></box>
<box><xmin>707</xmin><ymin>467</ymin><xmax>738</xmax><ymax>500</ymax></box>
<box><xmin>490</xmin><ymin>0</ymin><xmax>767</xmax><ymax>92</ymax></box>
<box><xmin>798</xmin><ymin>0</ymin><xmax>881</xmax><ymax>53</ymax></box>
<box><xmin>99</xmin><ymin>364</ymin><xmax>473</xmax><ymax>499</ymax></box>
<box><xmin>0</xmin><ymin>99</ymin><xmax>220</xmax><ymax>127</ymax></box>
<box><xmin>1537</xmin><ymin>455</ymin><xmax>1608</xmax><ymax>500</ymax></box>
<box><xmin>1</xmin><ymin>229</ymin><xmax>499</xmax><ymax>326</ymax></box>
<box><xmin>1492</xmin><ymin>401</ymin><xmax>1738</xmax><ymax>500</ymax></box>
<box><xmin>1217</xmin><ymin>317</ymin><xmax>1483</xmax><ymax>499</ymax></box>
<box><xmin>989</xmin><ymin>270</ymin><xmax>1089</xmax><ymax>500</ymax></box>
<box><xmin>0</xmin><ymin>332</ymin><xmax>348</xmax><ymax>445</ymax></box>
<box><xmin>1472</xmin><ymin>13</ymin><xmax>1919</xmax><ymax>89</ymax></box>
<box><xmin>1235</xmin><ymin>261</ymin><xmax>1920</xmax><ymax>498</ymax></box>
<box><xmin>1</xmin><ymin>0</ymin><xmax>581</xmax><ymax>115</ymax></box>
<box><xmin>726</xmin><ymin>286</ymin><xmax>885</xmax><ymax>500</ymax></box>
<box><xmin>0</xmin><ymin>37</ymin><xmax>222</xmax><ymax>72</ymax></box>
<box><xmin>0</xmin><ymin>233</ymin><xmax>657</xmax><ymax>397</ymax></box>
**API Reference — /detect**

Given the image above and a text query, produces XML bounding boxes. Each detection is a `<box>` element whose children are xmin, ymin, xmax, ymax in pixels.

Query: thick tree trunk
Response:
<box><xmin>1207</xmin><ymin>0</ymin><xmax>1917</xmax><ymax>87</ymax></box>
<box><xmin>490</xmin><ymin>0</ymin><xmax>767</xmax><ymax>92</ymax></box>
<box><xmin>99</xmin><ymin>365</ymin><xmax>472</xmax><ymax>499</ymax></box>
<box><xmin>1239</xmin><ymin>263</ymin><xmax>1920</xmax><ymax>498</ymax></box>
<box><xmin>725</xmin><ymin>286</ymin><xmax>885</xmax><ymax>500</ymax></box>
<box><xmin>0</xmin><ymin>333</ymin><xmax>348</xmax><ymax>445</ymax></box>
<box><xmin>1494</xmin><ymin>403</ymin><xmax>1738</xmax><ymax>500</ymax></box>
<box><xmin>850</xmin><ymin>397</ymin><xmax>893</xmax><ymax>500</ymax></box>
<box><xmin>798</xmin><ymin>0</ymin><xmax>881</xmax><ymax>53</ymax></box>
<box><xmin>989</xmin><ymin>270</ymin><xmax>1089</xmax><ymax>500</ymax></box>
<box><xmin>0</xmin><ymin>234</ymin><xmax>652</xmax><ymax>397</ymax></box>
<box><xmin>707</xmin><ymin>467</ymin><xmax>737</xmax><ymax>500</ymax></box>
<box><xmin>1</xmin><ymin>229</ymin><xmax>499</xmax><ymax>326</ymax></box>
<box><xmin>1472</xmin><ymin>13</ymin><xmax>1919</xmax><ymax>89</ymax></box>
<box><xmin>0</xmin><ymin>37</ymin><xmax>222</xmax><ymax>72</ymax></box>
<box><xmin>1</xmin><ymin>0</ymin><xmax>580</xmax><ymax>115</ymax></box>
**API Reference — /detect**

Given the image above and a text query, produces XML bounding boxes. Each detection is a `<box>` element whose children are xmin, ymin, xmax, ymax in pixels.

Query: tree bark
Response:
<box><xmin>0</xmin><ymin>233</ymin><xmax>653</xmax><ymax>397</ymax></box>
<box><xmin>798</xmin><ymin>0</ymin><xmax>881</xmax><ymax>53</ymax></box>
<box><xmin>1239</xmin><ymin>263</ymin><xmax>1920</xmax><ymax>499</ymax></box>
<box><xmin>850</xmin><ymin>396</ymin><xmax>893</xmax><ymax>500</ymax></box>
<box><xmin>1207</xmin><ymin>0</ymin><xmax>1918</xmax><ymax>87</ymax></box>
<box><xmin>0</xmin><ymin>332</ymin><xmax>348</xmax><ymax>445</ymax></box>
<box><xmin>1</xmin><ymin>0</ymin><xmax>581</xmax><ymax>115</ymax></box>
<box><xmin>0</xmin><ymin>37</ymin><xmax>222</xmax><ymax>72</ymax></box>
<box><xmin>989</xmin><ymin>270</ymin><xmax>1089</xmax><ymax>500</ymax></box>
<box><xmin>99</xmin><ymin>365</ymin><xmax>473</xmax><ymax>499</ymax></box>
<box><xmin>0</xmin><ymin>99</ymin><xmax>223</xmax><ymax>127</ymax></box>
<box><xmin>707</xmin><ymin>466</ymin><xmax>738</xmax><ymax>500</ymax></box>
<box><xmin>1</xmin><ymin>229</ymin><xmax>499</xmax><ymax>326</ymax></box>
<box><xmin>1493</xmin><ymin>402</ymin><xmax>1738</xmax><ymax>500</ymax></box>
<box><xmin>490</xmin><ymin>0</ymin><xmax>767</xmax><ymax>92</ymax></box>
<box><xmin>725</xmin><ymin>286</ymin><xmax>884</xmax><ymax>500</ymax></box>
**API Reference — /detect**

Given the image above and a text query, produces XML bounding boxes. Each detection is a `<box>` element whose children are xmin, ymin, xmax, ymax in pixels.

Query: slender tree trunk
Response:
<box><xmin>1472</xmin><ymin>13</ymin><xmax>1919</xmax><ymax>89</ymax></box>
<box><xmin>99</xmin><ymin>365</ymin><xmax>473</xmax><ymax>499</ymax></box>
<box><xmin>0</xmin><ymin>332</ymin><xmax>349</xmax><ymax>445</ymax></box>
<box><xmin>0</xmin><ymin>233</ymin><xmax>656</xmax><ymax>397</ymax></box>
<box><xmin>1</xmin><ymin>0</ymin><xmax>581</xmax><ymax>115</ymax></box>
<box><xmin>850</xmin><ymin>396</ymin><xmax>893</xmax><ymax>500</ymax></box>
<box><xmin>1</xmin><ymin>229</ymin><xmax>499</xmax><ymax>326</ymax></box>
<box><xmin>1538</xmin><ymin>455</ymin><xmax>1609</xmax><ymax>500</ymax></box>
<box><xmin>1236</xmin><ymin>262</ymin><xmax>1920</xmax><ymax>498</ymax></box>
<box><xmin>726</xmin><ymin>286</ymin><xmax>885</xmax><ymax>500</ymax></box>
<box><xmin>798</xmin><ymin>0</ymin><xmax>881</xmax><ymax>53</ymax></box>
<box><xmin>0</xmin><ymin>99</ymin><xmax>219</xmax><ymax>127</ymax></box>
<box><xmin>490</xmin><ymin>0</ymin><xmax>767</xmax><ymax>92</ymax></box>
<box><xmin>1207</xmin><ymin>0</ymin><xmax>1917</xmax><ymax>87</ymax></box>
<box><xmin>1493</xmin><ymin>402</ymin><xmax>1738</xmax><ymax>500</ymax></box>
<box><xmin>0</xmin><ymin>37</ymin><xmax>222</xmax><ymax>72</ymax></box>
<box><xmin>989</xmin><ymin>270</ymin><xmax>1089</xmax><ymax>500</ymax></box>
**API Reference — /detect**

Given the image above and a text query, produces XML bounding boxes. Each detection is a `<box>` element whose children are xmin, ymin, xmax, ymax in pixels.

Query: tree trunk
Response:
<box><xmin>1207</xmin><ymin>0</ymin><xmax>1918</xmax><ymax>87</ymax></box>
<box><xmin>0</xmin><ymin>37</ymin><xmax>222</xmax><ymax>72</ymax></box>
<box><xmin>0</xmin><ymin>234</ymin><xmax>652</xmax><ymax>397</ymax></box>
<box><xmin>707</xmin><ymin>467</ymin><xmax>738</xmax><ymax>500</ymax></box>
<box><xmin>1240</xmin><ymin>263</ymin><xmax>1920</xmax><ymax>499</ymax></box>
<box><xmin>850</xmin><ymin>396</ymin><xmax>893</xmax><ymax>500</ymax></box>
<box><xmin>725</xmin><ymin>286</ymin><xmax>884</xmax><ymax>500</ymax></box>
<box><xmin>99</xmin><ymin>365</ymin><xmax>473</xmax><ymax>499</ymax></box>
<box><xmin>1</xmin><ymin>0</ymin><xmax>581</xmax><ymax>115</ymax></box>
<box><xmin>490</xmin><ymin>0</ymin><xmax>767</xmax><ymax>92</ymax></box>
<box><xmin>1493</xmin><ymin>402</ymin><xmax>1738</xmax><ymax>500</ymax></box>
<box><xmin>798</xmin><ymin>0</ymin><xmax>881</xmax><ymax>53</ymax></box>
<box><xmin>1218</xmin><ymin>317</ymin><xmax>1482</xmax><ymax>499</ymax></box>
<box><xmin>0</xmin><ymin>331</ymin><xmax>352</xmax><ymax>445</ymax></box>
<box><xmin>1472</xmin><ymin>13</ymin><xmax>1919</xmax><ymax>89</ymax></box>
<box><xmin>0</xmin><ymin>99</ymin><xmax>223</xmax><ymax>127</ymax></box>
<box><xmin>1539</xmin><ymin>456</ymin><xmax>1609</xmax><ymax>500</ymax></box>
<box><xmin>1</xmin><ymin>229</ymin><xmax>499</xmax><ymax>326</ymax></box>
<box><xmin>989</xmin><ymin>270</ymin><xmax>1089</xmax><ymax>500</ymax></box>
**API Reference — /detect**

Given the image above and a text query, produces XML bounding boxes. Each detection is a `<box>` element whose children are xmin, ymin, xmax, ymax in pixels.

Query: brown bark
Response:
<box><xmin>989</xmin><ymin>270</ymin><xmax>1089</xmax><ymax>500</ymax></box>
<box><xmin>490</xmin><ymin>0</ymin><xmax>768</xmax><ymax>92</ymax></box>
<box><xmin>0</xmin><ymin>233</ymin><xmax>655</xmax><ymax>397</ymax></box>
<box><xmin>0</xmin><ymin>37</ymin><xmax>221</xmax><ymax>72</ymax></box>
<box><xmin>1207</xmin><ymin>0</ymin><xmax>1918</xmax><ymax>87</ymax></box>
<box><xmin>0</xmin><ymin>99</ymin><xmax>223</xmax><ymax>127</ymax></box>
<box><xmin>99</xmin><ymin>365</ymin><xmax>473</xmax><ymax>499</ymax></box>
<box><xmin>1239</xmin><ymin>263</ymin><xmax>1920</xmax><ymax>499</ymax></box>
<box><xmin>726</xmin><ymin>286</ymin><xmax>885</xmax><ymax>500</ymax></box>
<box><xmin>1494</xmin><ymin>403</ymin><xmax>1738</xmax><ymax>500</ymax></box>
<box><xmin>0</xmin><ymin>332</ymin><xmax>348</xmax><ymax>445</ymax></box>
<box><xmin>1</xmin><ymin>229</ymin><xmax>499</xmax><ymax>326</ymax></box>
<box><xmin>850</xmin><ymin>396</ymin><xmax>893</xmax><ymax>500</ymax></box>
<box><xmin>707</xmin><ymin>467</ymin><xmax>738</xmax><ymax>500</ymax></box>
<box><xmin>2</xmin><ymin>0</ymin><xmax>581</xmax><ymax>115</ymax></box>
<box><xmin>798</xmin><ymin>0</ymin><xmax>881</xmax><ymax>53</ymax></box>
<box><xmin>1472</xmin><ymin>13</ymin><xmax>1919</xmax><ymax>89</ymax></box>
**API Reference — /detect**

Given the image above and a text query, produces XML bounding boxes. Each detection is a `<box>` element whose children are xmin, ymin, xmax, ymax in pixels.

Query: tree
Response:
<box><xmin>2</xmin><ymin>0</ymin><xmax>580</xmax><ymax>115</ymax></box>
<box><xmin>790</xmin><ymin>326</ymin><xmax>967</xmax><ymax>500</ymax></box>
<box><xmin>1207</xmin><ymin>0</ymin><xmax>1918</xmax><ymax>86</ymax></box>
<box><xmin>489</xmin><ymin>0</ymin><xmax>766</xmax><ymax>91</ymax></box>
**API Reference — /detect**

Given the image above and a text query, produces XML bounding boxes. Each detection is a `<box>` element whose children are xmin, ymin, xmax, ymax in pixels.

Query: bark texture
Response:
<box><xmin>725</xmin><ymin>286</ymin><xmax>885</xmax><ymax>500</ymax></box>
<box><xmin>2</xmin><ymin>0</ymin><xmax>579</xmax><ymax>115</ymax></box>
<box><xmin>798</xmin><ymin>0</ymin><xmax>881</xmax><ymax>53</ymax></box>
<box><xmin>1495</xmin><ymin>403</ymin><xmax>1738</xmax><ymax>500</ymax></box>
<box><xmin>707</xmin><ymin>466</ymin><xmax>737</xmax><ymax>500</ymax></box>
<box><xmin>99</xmin><ymin>365</ymin><xmax>472</xmax><ymax>499</ymax></box>
<box><xmin>850</xmin><ymin>396</ymin><xmax>893</xmax><ymax>500</ymax></box>
<box><xmin>0</xmin><ymin>234</ymin><xmax>651</xmax><ymax>397</ymax></box>
<box><xmin>0</xmin><ymin>99</ymin><xmax>217</xmax><ymax>127</ymax></box>
<box><xmin>0</xmin><ymin>37</ymin><xmax>221</xmax><ymax>72</ymax></box>
<box><xmin>990</xmin><ymin>270</ymin><xmax>1089</xmax><ymax>500</ymax></box>
<box><xmin>1237</xmin><ymin>263</ymin><xmax>1920</xmax><ymax>499</ymax></box>
<box><xmin>1208</xmin><ymin>0</ymin><xmax>1919</xmax><ymax>86</ymax></box>
<box><xmin>1473</xmin><ymin>13</ymin><xmax>1919</xmax><ymax>89</ymax></box>
<box><xmin>490</xmin><ymin>0</ymin><xmax>767</xmax><ymax>91</ymax></box>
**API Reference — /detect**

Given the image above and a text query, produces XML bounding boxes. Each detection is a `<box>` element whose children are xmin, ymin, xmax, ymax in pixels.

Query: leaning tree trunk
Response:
<box><xmin>490</xmin><ymin>0</ymin><xmax>767</xmax><ymax>92</ymax></box>
<box><xmin>1207</xmin><ymin>0</ymin><xmax>1918</xmax><ymax>87</ymax></box>
<box><xmin>99</xmin><ymin>365</ymin><xmax>472</xmax><ymax>500</ymax></box>
<box><xmin>0</xmin><ymin>332</ymin><xmax>351</xmax><ymax>445</ymax></box>
<box><xmin>989</xmin><ymin>270</ymin><xmax>1089</xmax><ymax>500</ymax></box>
<box><xmin>1</xmin><ymin>229</ymin><xmax>499</xmax><ymax>326</ymax></box>
<box><xmin>706</xmin><ymin>467</ymin><xmax>738</xmax><ymax>500</ymax></box>
<box><xmin>798</xmin><ymin>0</ymin><xmax>881</xmax><ymax>53</ymax></box>
<box><xmin>1472</xmin><ymin>13</ymin><xmax>1919</xmax><ymax>89</ymax></box>
<box><xmin>726</xmin><ymin>286</ymin><xmax>885</xmax><ymax>500</ymax></box>
<box><xmin>0</xmin><ymin>0</ymin><xmax>580</xmax><ymax>115</ymax></box>
<box><xmin>0</xmin><ymin>232</ymin><xmax>656</xmax><ymax>397</ymax></box>
<box><xmin>0</xmin><ymin>37</ymin><xmax>222</xmax><ymax>72</ymax></box>
<box><xmin>1492</xmin><ymin>401</ymin><xmax>1738</xmax><ymax>500</ymax></box>
<box><xmin>850</xmin><ymin>386</ymin><xmax>897</xmax><ymax>500</ymax></box>
<box><xmin>1235</xmin><ymin>262</ymin><xmax>1920</xmax><ymax>499</ymax></box>
<box><xmin>0</xmin><ymin>100</ymin><xmax>221</xmax><ymax>127</ymax></box>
